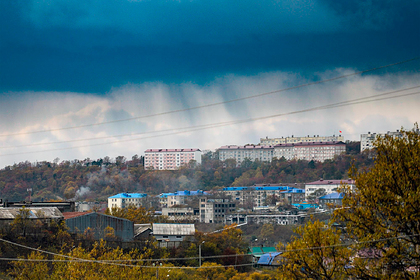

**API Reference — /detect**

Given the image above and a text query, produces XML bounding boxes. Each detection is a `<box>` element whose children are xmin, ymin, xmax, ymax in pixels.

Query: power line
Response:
<box><xmin>1</xmin><ymin>57</ymin><xmax>418</xmax><ymax>138</ymax></box>
<box><xmin>1</xmin><ymin>84</ymin><xmax>418</xmax><ymax>149</ymax></box>
<box><xmin>1</xmin><ymin>233</ymin><xmax>419</xmax><ymax>267</ymax></box>
<box><xmin>0</xmin><ymin>86</ymin><xmax>419</xmax><ymax>157</ymax></box>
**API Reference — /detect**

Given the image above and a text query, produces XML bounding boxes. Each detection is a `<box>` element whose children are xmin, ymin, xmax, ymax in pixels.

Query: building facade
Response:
<box><xmin>144</xmin><ymin>149</ymin><xmax>202</xmax><ymax>170</ymax></box>
<box><xmin>199</xmin><ymin>197</ymin><xmax>236</xmax><ymax>223</ymax></box>
<box><xmin>108</xmin><ymin>193</ymin><xmax>147</xmax><ymax>210</ymax></box>
<box><xmin>221</xmin><ymin>186</ymin><xmax>295</xmax><ymax>208</ymax></box>
<box><xmin>360</xmin><ymin>130</ymin><xmax>403</xmax><ymax>152</ymax></box>
<box><xmin>305</xmin><ymin>179</ymin><xmax>355</xmax><ymax>199</ymax></box>
<box><xmin>260</xmin><ymin>135</ymin><xmax>344</xmax><ymax>145</ymax></box>
<box><xmin>159</xmin><ymin>190</ymin><xmax>207</xmax><ymax>208</ymax></box>
<box><xmin>274</xmin><ymin>141</ymin><xmax>346</xmax><ymax>162</ymax></box>
<box><xmin>218</xmin><ymin>145</ymin><xmax>274</xmax><ymax>165</ymax></box>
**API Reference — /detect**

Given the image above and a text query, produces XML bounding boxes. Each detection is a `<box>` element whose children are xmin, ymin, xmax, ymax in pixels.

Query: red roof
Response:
<box><xmin>62</xmin><ymin>212</ymin><xmax>90</xmax><ymax>219</ymax></box>
<box><xmin>145</xmin><ymin>149</ymin><xmax>200</xmax><ymax>152</ymax></box>
<box><xmin>306</xmin><ymin>179</ymin><xmax>355</xmax><ymax>185</ymax></box>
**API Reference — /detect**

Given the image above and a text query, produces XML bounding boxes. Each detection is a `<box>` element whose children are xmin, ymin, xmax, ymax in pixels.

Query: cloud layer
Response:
<box><xmin>1</xmin><ymin>70</ymin><xmax>419</xmax><ymax>167</ymax></box>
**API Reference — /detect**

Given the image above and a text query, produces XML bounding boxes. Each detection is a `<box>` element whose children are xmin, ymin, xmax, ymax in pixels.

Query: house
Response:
<box><xmin>64</xmin><ymin>212</ymin><xmax>134</xmax><ymax>241</ymax></box>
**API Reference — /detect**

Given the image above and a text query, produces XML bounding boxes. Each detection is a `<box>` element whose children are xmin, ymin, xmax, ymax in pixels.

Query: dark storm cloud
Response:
<box><xmin>0</xmin><ymin>0</ymin><xmax>419</xmax><ymax>93</ymax></box>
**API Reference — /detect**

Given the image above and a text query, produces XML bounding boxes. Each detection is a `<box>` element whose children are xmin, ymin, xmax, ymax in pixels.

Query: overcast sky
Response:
<box><xmin>0</xmin><ymin>0</ymin><xmax>419</xmax><ymax>167</ymax></box>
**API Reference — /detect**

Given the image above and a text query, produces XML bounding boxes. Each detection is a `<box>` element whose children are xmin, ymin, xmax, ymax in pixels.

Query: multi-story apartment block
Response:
<box><xmin>199</xmin><ymin>197</ymin><xmax>236</xmax><ymax>223</ymax></box>
<box><xmin>221</xmin><ymin>185</ymin><xmax>302</xmax><ymax>208</ymax></box>
<box><xmin>108</xmin><ymin>193</ymin><xmax>147</xmax><ymax>210</ymax></box>
<box><xmin>218</xmin><ymin>145</ymin><xmax>274</xmax><ymax>165</ymax></box>
<box><xmin>218</xmin><ymin>142</ymin><xmax>345</xmax><ymax>164</ymax></box>
<box><xmin>360</xmin><ymin>130</ymin><xmax>403</xmax><ymax>152</ymax></box>
<box><xmin>159</xmin><ymin>190</ymin><xmax>207</xmax><ymax>208</ymax></box>
<box><xmin>260</xmin><ymin>135</ymin><xmax>344</xmax><ymax>145</ymax></box>
<box><xmin>161</xmin><ymin>207</ymin><xmax>199</xmax><ymax>221</ymax></box>
<box><xmin>274</xmin><ymin>141</ymin><xmax>346</xmax><ymax>162</ymax></box>
<box><xmin>144</xmin><ymin>149</ymin><xmax>202</xmax><ymax>170</ymax></box>
<box><xmin>305</xmin><ymin>179</ymin><xmax>355</xmax><ymax>199</ymax></box>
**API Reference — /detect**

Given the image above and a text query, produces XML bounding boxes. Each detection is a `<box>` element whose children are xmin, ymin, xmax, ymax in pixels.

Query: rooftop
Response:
<box><xmin>306</xmin><ymin>179</ymin><xmax>355</xmax><ymax>185</ymax></box>
<box><xmin>108</xmin><ymin>193</ymin><xmax>147</xmax><ymax>199</ymax></box>
<box><xmin>152</xmin><ymin>223</ymin><xmax>195</xmax><ymax>236</ymax></box>
<box><xmin>257</xmin><ymin>252</ymin><xmax>283</xmax><ymax>265</ymax></box>
<box><xmin>159</xmin><ymin>190</ymin><xmax>207</xmax><ymax>197</ymax></box>
<box><xmin>319</xmin><ymin>192</ymin><xmax>345</xmax><ymax>199</ymax></box>
<box><xmin>0</xmin><ymin>207</ymin><xmax>64</xmax><ymax>220</ymax></box>
<box><xmin>145</xmin><ymin>148</ymin><xmax>201</xmax><ymax>152</ymax></box>
<box><xmin>218</xmin><ymin>145</ymin><xmax>274</xmax><ymax>150</ymax></box>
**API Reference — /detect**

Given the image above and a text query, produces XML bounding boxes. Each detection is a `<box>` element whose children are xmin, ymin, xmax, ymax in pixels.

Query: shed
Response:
<box><xmin>257</xmin><ymin>252</ymin><xmax>283</xmax><ymax>266</ymax></box>
<box><xmin>133</xmin><ymin>223</ymin><xmax>152</xmax><ymax>240</ymax></box>
<box><xmin>64</xmin><ymin>212</ymin><xmax>134</xmax><ymax>241</ymax></box>
<box><xmin>0</xmin><ymin>207</ymin><xmax>64</xmax><ymax>227</ymax></box>
<box><xmin>152</xmin><ymin>223</ymin><xmax>195</xmax><ymax>242</ymax></box>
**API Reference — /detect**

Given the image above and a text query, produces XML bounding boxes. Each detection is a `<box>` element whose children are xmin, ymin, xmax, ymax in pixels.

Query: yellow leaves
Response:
<box><xmin>279</xmin><ymin>220</ymin><xmax>351</xmax><ymax>280</ymax></box>
<box><xmin>9</xmin><ymin>251</ymin><xmax>49</xmax><ymax>280</ymax></box>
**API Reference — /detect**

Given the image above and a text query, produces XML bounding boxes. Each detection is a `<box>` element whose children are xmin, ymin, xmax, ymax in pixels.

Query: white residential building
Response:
<box><xmin>107</xmin><ymin>193</ymin><xmax>147</xmax><ymax>210</ymax></box>
<box><xmin>274</xmin><ymin>141</ymin><xmax>346</xmax><ymax>162</ymax></box>
<box><xmin>305</xmin><ymin>179</ymin><xmax>355</xmax><ymax>199</ymax></box>
<box><xmin>260</xmin><ymin>135</ymin><xmax>344</xmax><ymax>145</ymax></box>
<box><xmin>144</xmin><ymin>149</ymin><xmax>202</xmax><ymax>170</ymax></box>
<box><xmin>360</xmin><ymin>130</ymin><xmax>403</xmax><ymax>152</ymax></box>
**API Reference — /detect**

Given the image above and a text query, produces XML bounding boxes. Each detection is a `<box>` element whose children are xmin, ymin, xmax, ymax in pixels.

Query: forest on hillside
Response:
<box><xmin>0</xmin><ymin>142</ymin><xmax>373</xmax><ymax>202</ymax></box>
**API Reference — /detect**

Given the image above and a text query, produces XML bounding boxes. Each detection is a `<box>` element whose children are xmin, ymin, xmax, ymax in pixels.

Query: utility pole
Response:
<box><xmin>199</xmin><ymin>241</ymin><xmax>205</xmax><ymax>267</ymax></box>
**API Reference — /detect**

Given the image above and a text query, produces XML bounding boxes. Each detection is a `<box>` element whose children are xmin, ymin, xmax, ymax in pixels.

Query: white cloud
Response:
<box><xmin>0</xmin><ymin>70</ymin><xmax>419</xmax><ymax>167</ymax></box>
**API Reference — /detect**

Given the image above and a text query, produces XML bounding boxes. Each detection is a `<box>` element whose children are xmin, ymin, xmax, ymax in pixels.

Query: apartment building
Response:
<box><xmin>260</xmin><ymin>135</ymin><xmax>344</xmax><ymax>145</ymax></box>
<box><xmin>144</xmin><ymin>149</ymin><xmax>202</xmax><ymax>170</ymax></box>
<box><xmin>218</xmin><ymin>145</ymin><xmax>274</xmax><ymax>165</ymax></box>
<box><xmin>199</xmin><ymin>197</ymin><xmax>236</xmax><ymax>223</ymax></box>
<box><xmin>159</xmin><ymin>190</ymin><xmax>207</xmax><ymax>208</ymax></box>
<box><xmin>221</xmin><ymin>185</ymin><xmax>302</xmax><ymax>208</ymax></box>
<box><xmin>274</xmin><ymin>141</ymin><xmax>346</xmax><ymax>162</ymax></box>
<box><xmin>108</xmin><ymin>193</ymin><xmax>147</xmax><ymax>210</ymax></box>
<box><xmin>360</xmin><ymin>130</ymin><xmax>403</xmax><ymax>152</ymax></box>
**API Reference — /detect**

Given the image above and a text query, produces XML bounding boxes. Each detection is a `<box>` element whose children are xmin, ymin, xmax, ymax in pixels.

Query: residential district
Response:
<box><xmin>0</xmin><ymin>132</ymin><xmax>382</xmax><ymax>259</ymax></box>
<box><xmin>0</xmin><ymin>128</ymin><xmax>417</xmax><ymax>277</ymax></box>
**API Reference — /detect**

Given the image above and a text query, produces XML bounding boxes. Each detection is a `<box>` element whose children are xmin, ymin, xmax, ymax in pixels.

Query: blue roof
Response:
<box><xmin>253</xmin><ymin>186</ymin><xmax>291</xmax><ymax>191</ymax></box>
<box><xmin>223</xmin><ymin>187</ymin><xmax>249</xmax><ymax>191</ymax></box>
<box><xmin>257</xmin><ymin>252</ymin><xmax>282</xmax><ymax>265</ymax></box>
<box><xmin>223</xmin><ymin>186</ymin><xmax>292</xmax><ymax>191</ymax></box>
<box><xmin>159</xmin><ymin>190</ymin><xmax>207</xmax><ymax>198</ymax></box>
<box><xmin>292</xmin><ymin>201</ymin><xmax>318</xmax><ymax>210</ymax></box>
<box><xmin>319</xmin><ymin>192</ymin><xmax>344</xmax><ymax>199</ymax></box>
<box><xmin>282</xmin><ymin>188</ymin><xmax>305</xmax><ymax>193</ymax></box>
<box><xmin>109</xmin><ymin>193</ymin><xmax>147</xmax><ymax>199</ymax></box>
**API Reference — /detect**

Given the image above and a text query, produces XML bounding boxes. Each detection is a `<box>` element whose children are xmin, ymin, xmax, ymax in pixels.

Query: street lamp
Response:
<box><xmin>199</xmin><ymin>241</ymin><xmax>205</xmax><ymax>267</ymax></box>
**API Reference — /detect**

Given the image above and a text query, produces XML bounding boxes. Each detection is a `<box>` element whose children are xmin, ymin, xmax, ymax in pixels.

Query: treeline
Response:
<box><xmin>0</xmin><ymin>142</ymin><xmax>373</xmax><ymax>201</ymax></box>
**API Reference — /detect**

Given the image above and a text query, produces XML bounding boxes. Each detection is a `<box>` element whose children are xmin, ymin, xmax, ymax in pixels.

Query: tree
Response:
<box><xmin>334</xmin><ymin>125</ymin><xmax>420</xmax><ymax>279</ymax></box>
<box><xmin>279</xmin><ymin>220</ymin><xmax>351</xmax><ymax>280</ymax></box>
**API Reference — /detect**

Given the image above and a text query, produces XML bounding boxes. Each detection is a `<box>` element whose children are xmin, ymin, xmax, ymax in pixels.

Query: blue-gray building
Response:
<box><xmin>64</xmin><ymin>212</ymin><xmax>134</xmax><ymax>241</ymax></box>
